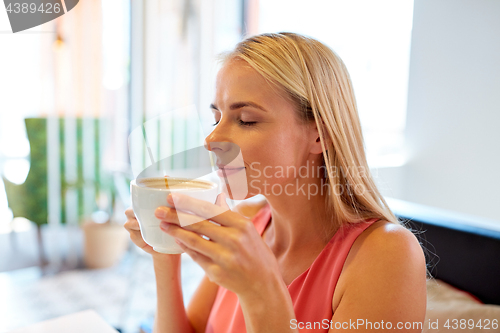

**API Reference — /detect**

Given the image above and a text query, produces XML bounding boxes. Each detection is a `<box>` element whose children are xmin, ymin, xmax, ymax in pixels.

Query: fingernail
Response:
<box><xmin>160</xmin><ymin>221</ymin><xmax>170</xmax><ymax>230</ymax></box>
<box><xmin>167</xmin><ymin>193</ymin><xmax>174</xmax><ymax>205</ymax></box>
<box><xmin>155</xmin><ymin>208</ymin><xmax>166</xmax><ymax>219</ymax></box>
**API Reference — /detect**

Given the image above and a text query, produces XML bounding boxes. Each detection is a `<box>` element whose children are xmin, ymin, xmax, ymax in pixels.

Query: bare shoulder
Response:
<box><xmin>331</xmin><ymin>220</ymin><xmax>427</xmax><ymax>329</ymax></box>
<box><xmin>354</xmin><ymin>220</ymin><xmax>424</xmax><ymax>259</ymax></box>
<box><xmin>343</xmin><ymin>220</ymin><xmax>427</xmax><ymax>285</ymax></box>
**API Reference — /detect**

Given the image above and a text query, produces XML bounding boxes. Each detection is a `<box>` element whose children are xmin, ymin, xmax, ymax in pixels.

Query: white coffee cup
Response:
<box><xmin>130</xmin><ymin>177</ymin><xmax>219</xmax><ymax>254</ymax></box>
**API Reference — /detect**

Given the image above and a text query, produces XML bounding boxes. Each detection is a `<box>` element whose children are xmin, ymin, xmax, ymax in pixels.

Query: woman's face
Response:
<box><xmin>205</xmin><ymin>58</ymin><xmax>321</xmax><ymax>199</ymax></box>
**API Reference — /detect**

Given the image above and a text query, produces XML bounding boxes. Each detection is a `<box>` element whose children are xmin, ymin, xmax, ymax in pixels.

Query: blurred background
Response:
<box><xmin>0</xmin><ymin>0</ymin><xmax>499</xmax><ymax>332</ymax></box>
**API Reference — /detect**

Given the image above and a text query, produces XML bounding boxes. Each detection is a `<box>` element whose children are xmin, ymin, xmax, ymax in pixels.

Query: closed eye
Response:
<box><xmin>212</xmin><ymin>120</ymin><xmax>257</xmax><ymax>126</ymax></box>
<box><xmin>239</xmin><ymin>120</ymin><xmax>257</xmax><ymax>126</ymax></box>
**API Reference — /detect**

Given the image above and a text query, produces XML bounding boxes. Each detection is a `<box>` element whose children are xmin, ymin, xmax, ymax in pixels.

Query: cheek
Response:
<box><xmin>245</xmin><ymin>127</ymin><xmax>306</xmax><ymax>183</ymax></box>
<box><xmin>274</xmin><ymin>123</ymin><xmax>308</xmax><ymax>163</ymax></box>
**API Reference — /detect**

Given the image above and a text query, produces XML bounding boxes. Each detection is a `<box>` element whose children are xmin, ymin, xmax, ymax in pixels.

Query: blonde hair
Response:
<box><xmin>223</xmin><ymin>32</ymin><xmax>399</xmax><ymax>229</ymax></box>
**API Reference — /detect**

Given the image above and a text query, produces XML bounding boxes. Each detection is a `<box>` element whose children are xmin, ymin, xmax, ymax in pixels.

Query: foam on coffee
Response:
<box><xmin>137</xmin><ymin>177</ymin><xmax>215</xmax><ymax>190</ymax></box>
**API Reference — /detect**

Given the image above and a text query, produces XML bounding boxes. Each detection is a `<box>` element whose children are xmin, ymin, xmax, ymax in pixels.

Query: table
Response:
<box><xmin>8</xmin><ymin>310</ymin><xmax>118</xmax><ymax>333</ymax></box>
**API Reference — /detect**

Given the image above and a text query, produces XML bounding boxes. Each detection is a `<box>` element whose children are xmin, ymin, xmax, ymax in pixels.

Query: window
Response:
<box><xmin>258</xmin><ymin>0</ymin><xmax>414</xmax><ymax>166</ymax></box>
<box><xmin>0</xmin><ymin>10</ymin><xmax>49</xmax><ymax>229</ymax></box>
<box><xmin>128</xmin><ymin>0</ymin><xmax>244</xmax><ymax>178</ymax></box>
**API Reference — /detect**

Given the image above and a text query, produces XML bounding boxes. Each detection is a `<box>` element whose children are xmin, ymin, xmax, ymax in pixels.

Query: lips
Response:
<box><xmin>216</xmin><ymin>163</ymin><xmax>245</xmax><ymax>170</ymax></box>
<box><xmin>216</xmin><ymin>166</ymin><xmax>245</xmax><ymax>177</ymax></box>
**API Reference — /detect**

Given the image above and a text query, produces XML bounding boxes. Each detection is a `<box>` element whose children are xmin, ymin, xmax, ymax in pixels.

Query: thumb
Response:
<box><xmin>215</xmin><ymin>192</ymin><xmax>231</xmax><ymax>211</ymax></box>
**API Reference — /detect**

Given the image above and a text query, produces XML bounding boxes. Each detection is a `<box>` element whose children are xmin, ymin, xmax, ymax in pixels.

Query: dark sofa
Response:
<box><xmin>387</xmin><ymin>198</ymin><xmax>500</xmax><ymax>305</ymax></box>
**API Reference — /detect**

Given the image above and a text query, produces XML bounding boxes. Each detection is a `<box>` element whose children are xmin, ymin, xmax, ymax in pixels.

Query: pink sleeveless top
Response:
<box><xmin>206</xmin><ymin>204</ymin><xmax>378</xmax><ymax>333</ymax></box>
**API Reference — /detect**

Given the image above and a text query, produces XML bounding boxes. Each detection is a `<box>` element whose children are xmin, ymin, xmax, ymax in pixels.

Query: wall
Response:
<box><xmin>391</xmin><ymin>0</ymin><xmax>500</xmax><ymax>221</ymax></box>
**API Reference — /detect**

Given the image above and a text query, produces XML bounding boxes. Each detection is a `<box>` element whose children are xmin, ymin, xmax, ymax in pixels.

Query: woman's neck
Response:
<box><xmin>262</xmin><ymin>178</ymin><xmax>337</xmax><ymax>259</ymax></box>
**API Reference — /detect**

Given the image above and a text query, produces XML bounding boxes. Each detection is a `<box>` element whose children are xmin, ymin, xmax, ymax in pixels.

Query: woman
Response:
<box><xmin>125</xmin><ymin>33</ymin><xmax>427</xmax><ymax>332</ymax></box>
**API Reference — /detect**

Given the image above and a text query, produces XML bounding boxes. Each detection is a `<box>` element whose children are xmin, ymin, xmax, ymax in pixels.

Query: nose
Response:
<box><xmin>204</xmin><ymin>122</ymin><xmax>232</xmax><ymax>153</ymax></box>
<box><xmin>204</xmin><ymin>124</ymin><xmax>242</xmax><ymax>167</ymax></box>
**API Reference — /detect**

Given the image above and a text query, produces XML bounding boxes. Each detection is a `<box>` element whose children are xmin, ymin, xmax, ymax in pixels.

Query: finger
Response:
<box><xmin>174</xmin><ymin>239</ymin><xmax>213</xmax><ymax>271</ymax></box>
<box><xmin>161</xmin><ymin>222</ymin><xmax>222</xmax><ymax>259</ymax></box>
<box><xmin>129</xmin><ymin>230</ymin><xmax>144</xmax><ymax>245</ymax></box>
<box><xmin>181</xmin><ymin>219</ymin><xmax>229</xmax><ymax>243</ymax></box>
<box><xmin>155</xmin><ymin>206</ymin><xmax>180</xmax><ymax>225</ymax></box>
<box><xmin>157</xmin><ymin>201</ymin><xmax>229</xmax><ymax>242</ymax></box>
<box><xmin>156</xmin><ymin>206</ymin><xmax>212</xmax><ymax>228</ymax></box>
<box><xmin>125</xmin><ymin>208</ymin><xmax>137</xmax><ymax>220</ymax></box>
<box><xmin>168</xmin><ymin>193</ymin><xmax>244</xmax><ymax>228</ymax></box>
<box><xmin>215</xmin><ymin>192</ymin><xmax>231</xmax><ymax>210</ymax></box>
<box><xmin>129</xmin><ymin>230</ymin><xmax>153</xmax><ymax>252</ymax></box>
<box><xmin>207</xmin><ymin>193</ymin><xmax>228</xmax><ymax>227</ymax></box>
<box><xmin>163</xmin><ymin>197</ymin><xmax>225</xmax><ymax>228</ymax></box>
<box><xmin>124</xmin><ymin>218</ymin><xmax>140</xmax><ymax>231</ymax></box>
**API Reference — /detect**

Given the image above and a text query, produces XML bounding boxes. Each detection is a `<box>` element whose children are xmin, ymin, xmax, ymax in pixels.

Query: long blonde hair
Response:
<box><xmin>223</xmin><ymin>32</ymin><xmax>399</xmax><ymax>229</ymax></box>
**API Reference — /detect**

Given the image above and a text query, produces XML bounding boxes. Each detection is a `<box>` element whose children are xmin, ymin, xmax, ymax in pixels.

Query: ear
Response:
<box><xmin>309</xmin><ymin>124</ymin><xmax>325</xmax><ymax>155</ymax></box>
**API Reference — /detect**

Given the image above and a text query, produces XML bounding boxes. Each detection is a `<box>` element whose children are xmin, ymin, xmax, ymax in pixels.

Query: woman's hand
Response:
<box><xmin>155</xmin><ymin>193</ymin><xmax>282</xmax><ymax>299</ymax></box>
<box><xmin>124</xmin><ymin>208</ymin><xmax>155</xmax><ymax>255</ymax></box>
<box><xmin>124</xmin><ymin>207</ymin><xmax>175</xmax><ymax>259</ymax></box>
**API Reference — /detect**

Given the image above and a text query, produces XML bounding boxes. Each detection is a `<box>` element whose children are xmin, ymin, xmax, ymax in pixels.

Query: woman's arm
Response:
<box><xmin>124</xmin><ymin>208</ymin><xmax>195</xmax><ymax>333</ymax></box>
<box><xmin>153</xmin><ymin>255</ymin><xmax>195</xmax><ymax>333</ymax></box>
<box><xmin>186</xmin><ymin>274</ymin><xmax>220</xmax><ymax>333</ymax></box>
<box><xmin>238</xmin><ymin>278</ymin><xmax>299</xmax><ymax>333</ymax></box>
<box><xmin>174</xmin><ymin>198</ymin><xmax>268</xmax><ymax>333</ymax></box>
<box><xmin>159</xmin><ymin>193</ymin><xmax>299</xmax><ymax>333</ymax></box>
<box><xmin>328</xmin><ymin>222</ymin><xmax>427</xmax><ymax>332</ymax></box>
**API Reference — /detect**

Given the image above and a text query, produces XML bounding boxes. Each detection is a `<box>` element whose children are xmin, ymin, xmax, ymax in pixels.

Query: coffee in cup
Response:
<box><xmin>131</xmin><ymin>177</ymin><xmax>218</xmax><ymax>254</ymax></box>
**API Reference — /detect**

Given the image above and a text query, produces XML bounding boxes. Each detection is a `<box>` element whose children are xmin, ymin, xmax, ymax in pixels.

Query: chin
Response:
<box><xmin>220</xmin><ymin>184</ymin><xmax>253</xmax><ymax>201</ymax></box>
<box><xmin>217</xmin><ymin>171</ymin><xmax>250</xmax><ymax>201</ymax></box>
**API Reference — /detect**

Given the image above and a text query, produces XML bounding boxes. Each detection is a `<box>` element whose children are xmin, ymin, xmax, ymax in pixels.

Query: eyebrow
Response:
<box><xmin>210</xmin><ymin>102</ymin><xmax>267</xmax><ymax>112</ymax></box>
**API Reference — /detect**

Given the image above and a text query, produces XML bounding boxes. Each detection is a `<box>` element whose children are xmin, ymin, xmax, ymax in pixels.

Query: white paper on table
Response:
<box><xmin>8</xmin><ymin>309</ymin><xmax>118</xmax><ymax>333</ymax></box>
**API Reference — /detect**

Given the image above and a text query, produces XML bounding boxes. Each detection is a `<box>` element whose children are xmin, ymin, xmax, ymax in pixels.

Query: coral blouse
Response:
<box><xmin>206</xmin><ymin>204</ymin><xmax>378</xmax><ymax>333</ymax></box>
